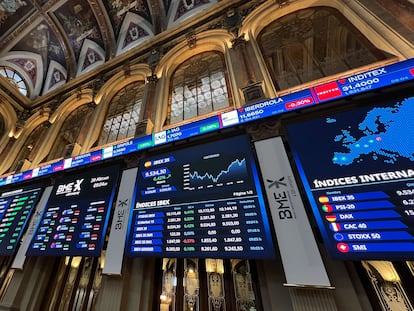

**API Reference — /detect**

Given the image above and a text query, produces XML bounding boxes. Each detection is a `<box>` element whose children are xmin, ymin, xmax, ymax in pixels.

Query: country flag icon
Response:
<box><xmin>319</xmin><ymin>196</ymin><xmax>329</xmax><ymax>203</ymax></box>
<box><xmin>334</xmin><ymin>233</ymin><xmax>344</xmax><ymax>241</ymax></box>
<box><xmin>329</xmin><ymin>223</ymin><xmax>341</xmax><ymax>232</ymax></box>
<box><xmin>321</xmin><ymin>204</ymin><xmax>333</xmax><ymax>213</ymax></box>
<box><xmin>337</xmin><ymin>242</ymin><xmax>350</xmax><ymax>253</ymax></box>
<box><xmin>325</xmin><ymin>215</ymin><xmax>337</xmax><ymax>222</ymax></box>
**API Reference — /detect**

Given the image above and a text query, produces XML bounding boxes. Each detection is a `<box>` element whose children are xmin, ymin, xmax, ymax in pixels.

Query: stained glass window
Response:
<box><xmin>98</xmin><ymin>81</ymin><xmax>144</xmax><ymax>145</ymax></box>
<box><xmin>168</xmin><ymin>51</ymin><xmax>232</xmax><ymax>125</ymax></box>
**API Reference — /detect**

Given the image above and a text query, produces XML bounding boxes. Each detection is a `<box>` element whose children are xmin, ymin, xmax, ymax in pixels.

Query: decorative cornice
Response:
<box><xmin>245</xmin><ymin>118</ymin><xmax>281</xmax><ymax>141</ymax></box>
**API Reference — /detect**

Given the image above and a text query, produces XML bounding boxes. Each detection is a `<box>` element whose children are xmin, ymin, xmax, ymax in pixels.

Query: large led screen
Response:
<box><xmin>27</xmin><ymin>165</ymin><xmax>120</xmax><ymax>257</ymax></box>
<box><xmin>0</xmin><ymin>184</ymin><xmax>43</xmax><ymax>256</ymax></box>
<box><xmin>125</xmin><ymin>135</ymin><xmax>275</xmax><ymax>259</ymax></box>
<box><xmin>286</xmin><ymin>94</ymin><xmax>414</xmax><ymax>260</ymax></box>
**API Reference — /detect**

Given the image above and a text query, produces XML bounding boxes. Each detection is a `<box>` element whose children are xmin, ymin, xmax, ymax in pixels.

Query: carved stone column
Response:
<box><xmin>232</xmin><ymin>35</ymin><xmax>256</xmax><ymax>86</ymax></box>
<box><xmin>232</xmin><ymin>36</ymin><xmax>265</xmax><ymax>105</ymax></box>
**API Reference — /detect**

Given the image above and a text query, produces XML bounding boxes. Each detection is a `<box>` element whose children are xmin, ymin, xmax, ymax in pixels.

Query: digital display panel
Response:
<box><xmin>27</xmin><ymin>165</ymin><xmax>120</xmax><ymax>257</ymax></box>
<box><xmin>0</xmin><ymin>185</ymin><xmax>43</xmax><ymax>256</ymax></box>
<box><xmin>125</xmin><ymin>135</ymin><xmax>275</xmax><ymax>259</ymax></box>
<box><xmin>286</xmin><ymin>94</ymin><xmax>414</xmax><ymax>260</ymax></box>
<box><xmin>1</xmin><ymin>59</ymin><xmax>414</xmax><ymax>188</ymax></box>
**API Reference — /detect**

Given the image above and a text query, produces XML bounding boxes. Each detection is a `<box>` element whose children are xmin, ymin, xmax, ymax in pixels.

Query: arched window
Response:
<box><xmin>10</xmin><ymin>123</ymin><xmax>48</xmax><ymax>172</ymax></box>
<box><xmin>258</xmin><ymin>7</ymin><xmax>392</xmax><ymax>91</ymax></box>
<box><xmin>0</xmin><ymin>66</ymin><xmax>29</xmax><ymax>97</ymax></box>
<box><xmin>168</xmin><ymin>51</ymin><xmax>232</xmax><ymax>125</ymax></box>
<box><xmin>48</xmin><ymin>105</ymin><xmax>94</xmax><ymax>161</ymax></box>
<box><xmin>98</xmin><ymin>81</ymin><xmax>145</xmax><ymax>146</ymax></box>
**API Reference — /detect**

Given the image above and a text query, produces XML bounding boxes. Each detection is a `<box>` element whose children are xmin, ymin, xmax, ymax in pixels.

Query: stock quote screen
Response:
<box><xmin>27</xmin><ymin>165</ymin><xmax>119</xmax><ymax>257</ymax></box>
<box><xmin>0</xmin><ymin>184</ymin><xmax>42</xmax><ymax>256</ymax></box>
<box><xmin>125</xmin><ymin>135</ymin><xmax>275</xmax><ymax>259</ymax></box>
<box><xmin>286</xmin><ymin>94</ymin><xmax>414</xmax><ymax>260</ymax></box>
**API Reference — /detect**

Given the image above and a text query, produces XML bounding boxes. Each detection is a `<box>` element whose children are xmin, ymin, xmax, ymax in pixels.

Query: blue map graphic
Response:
<box><xmin>332</xmin><ymin>97</ymin><xmax>414</xmax><ymax>166</ymax></box>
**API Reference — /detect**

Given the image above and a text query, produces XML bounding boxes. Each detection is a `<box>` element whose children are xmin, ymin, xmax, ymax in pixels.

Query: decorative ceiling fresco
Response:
<box><xmin>0</xmin><ymin>0</ymin><xmax>218</xmax><ymax>100</ymax></box>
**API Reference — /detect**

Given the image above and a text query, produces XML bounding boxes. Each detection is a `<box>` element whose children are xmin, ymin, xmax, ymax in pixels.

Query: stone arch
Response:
<box><xmin>241</xmin><ymin>0</ymin><xmax>407</xmax><ymax>58</ymax></box>
<box><xmin>0</xmin><ymin>110</ymin><xmax>50</xmax><ymax>174</ymax></box>
<box><xmin>238</xmin><ymin>0</ymin><xmax>402</xmax><ymax>97</ymax></box>
<box><xmin>82</xmin><ymin>64</ymin><xmax>152</xmax><ymax>151</ymax></box>
<box><xmin>0</xmin><ymin>52</ymin><xmax>43</xmax><ymax>99</ymax></box>
<box><xmin>153</xmin><ymin>29</ymin><xmax>237</xmax><ymax>131</ymax></box>
<box><xmin>0</xmin><ymin>100</ymin><xmax>17</xmax><ymax>174</ymax></box>
<box><xmin>31</xmin><ymin>91</ymin><xmax>94</xmax><ymax>165</ymax></box>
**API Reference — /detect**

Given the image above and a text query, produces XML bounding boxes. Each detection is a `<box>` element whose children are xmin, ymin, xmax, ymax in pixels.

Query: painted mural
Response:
<box><xmin>11</xmin><ymin>21</ymin><xmax>66</xmax><ymax>74</ymax></box>
<box><xmin>104</xmin><ymin>0</ymin><xmax>152</xmax><ymax>37</ymax></box>
<box><xmin>0</xmin><ymin>0</ymin><xmax>33</xmax><ymax>39</ymax></box>
<box><xmin>55</xmin><ymin>0</ymin><xmax>104</xmax><ymax>60</ymax></box>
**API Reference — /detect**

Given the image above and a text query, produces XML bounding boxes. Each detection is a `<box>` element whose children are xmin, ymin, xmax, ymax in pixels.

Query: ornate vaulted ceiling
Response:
<box><xmin>0</xmin><ymin>0</ymin><xmax>229</xmax><ymax>108</ymax></box>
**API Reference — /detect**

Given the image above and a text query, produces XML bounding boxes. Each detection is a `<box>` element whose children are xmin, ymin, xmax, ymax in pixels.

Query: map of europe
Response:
<box><xmin>332</xmin><ymin>96</ymin><xmax>414</xmax><ymax>166</ymax></box>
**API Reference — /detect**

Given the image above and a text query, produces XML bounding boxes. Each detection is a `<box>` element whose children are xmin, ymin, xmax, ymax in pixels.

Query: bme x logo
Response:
<box><xmin>266</xmin><ymin>177</ymin><xmax>286</xmax><ymax>189</ymax></box>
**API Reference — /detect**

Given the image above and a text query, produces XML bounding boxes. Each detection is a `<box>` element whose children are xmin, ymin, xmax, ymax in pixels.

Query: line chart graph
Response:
<box><xmin>183</xmin><ymin>156</ymin><xmax>247</xmax><ymax>190</ymax></box>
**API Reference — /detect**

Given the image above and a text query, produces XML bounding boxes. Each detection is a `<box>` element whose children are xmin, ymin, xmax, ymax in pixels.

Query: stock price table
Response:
<box><xmin>0</xmin><ymin>185</ymin><xmax>42</xmax><ymax>256</ymax></box>
<box><xmin>126</xmin><ymin>136</ymin><xmax>275</xmax><ymax>259</ymax></box>
<box><xmin>28</xmin><ymin>165</ymin><xmax>119</xmax><ymax>257</ymax></box>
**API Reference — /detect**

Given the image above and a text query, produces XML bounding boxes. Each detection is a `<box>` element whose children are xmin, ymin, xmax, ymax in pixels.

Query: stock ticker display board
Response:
<box><xmin>0</xmin><ymin>184</ymin><xmax>43</xmax><ymax>256</ymax></box>
<box><xmin>125</xmin><ymin>135</ymin><xmax>276</xmax><ymax>259</ymax></box>
<box><xmin>27</xmin><ymin>165</ymin><xmax>120</xmax><ymax>257</ymax></box>
<box><xmin>286</xmin><ymin>93</ymin><xmax>414</xmax><ymax>260</ymax></box>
